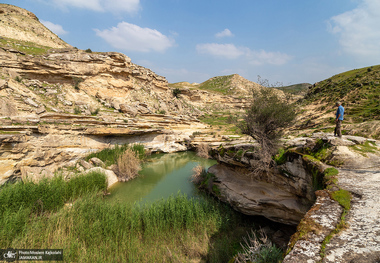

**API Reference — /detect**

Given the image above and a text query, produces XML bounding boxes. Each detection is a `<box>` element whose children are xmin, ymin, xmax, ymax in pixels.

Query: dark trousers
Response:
<box><xmin>335</xmin><ymin>120</ymin><xmax>342</xmax><ymax>138</ymax></box>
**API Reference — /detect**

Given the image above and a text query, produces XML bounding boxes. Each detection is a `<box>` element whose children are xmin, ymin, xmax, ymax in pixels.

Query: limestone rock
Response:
<box><xmin>20</xmin><ymin>166</ymin><xmax>54</xmax><ymax>182</ymax></box>
<box><xmin>85</xmin><ymin>167</ymin><xmax>118</xmax><ymax>189</ymax></box>
<box><xmin>89</xmin><ymin>157</ymin><xmax>105</xmax><ymax>167</ymax></box>
<box><xmin>35</xmin><ymin>106</ymin><xmax>46</xmax><ymax>115</ymax></box>
<box><xmin>208</xmin><ymin>164</ymin><xmax>311</xmax><ymax>225</ymax></box>
<box><xmin>120</xmin><ymin>104</ymin><xmax>138</xmax><ymax>116</ymax></box>
<box><xmin>0</xmin><ymin>97</ymin><xmax>18</xmax><ymax>117</ymax></box>
<box><xmin>79</xmin><ymin>159</ymin><xmax>93</xmax><ymax>170</ymax></box>
<box><xmin>0</xmin><ymin>79</ymin><xmax>7</xmax><ymax>90</ymax></box>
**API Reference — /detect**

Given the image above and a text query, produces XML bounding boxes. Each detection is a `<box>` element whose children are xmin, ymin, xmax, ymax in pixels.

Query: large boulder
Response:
<box><xmin>208</xmin><ymin>164</ymin><xmax>312</xmax><ymax>225</ymax></box>
<box><xmin>85</xmin><ymin>167</ymin><xmax>118</xmax><ymax>189</ymax></box>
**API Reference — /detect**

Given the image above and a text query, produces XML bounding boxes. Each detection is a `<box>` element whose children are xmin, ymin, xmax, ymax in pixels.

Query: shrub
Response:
<box><xmin>115</xmin><ymin>148</ymin><xmax>141</xmax><ymax>181</ymax></box>
<box><xmin>196</xmin><ymin>143</ymin><xmax>210</xmax><ymax>159</ymax></box>
<box><xmin>85</xmin><ymin>48</ymin><xmax>92</xmax><ymax>53</ymax></box>
<box><xmin>74</xmin><ymin>106</ymin><xmax>81</xmax><ymax>115</ymax></box>
<box><xmin>191</xmin><ymin>165</ymin><xmax>207</xmax><ymax>185</ymax></box>
<box><xmin>14</xmin><ymin>76</ymin><xmax>22</xmax><ymax>82</ymax></box>
<box><xmin>172</xmin><ymin>88</ymin><xmax>182</xmax><ymax>98</ymax></box>
<box><xmin>238</xmin><ymin>88</ymin><xmax>296</xmax><ymax>174</ymax></box>
<box><xmin>234</xmin><ymin>229</ymin><xmax>283</xmax><ymax>263</ymax></box>
<box><xmin>91</xmin><ymin>108</ymin><xmax>100</xmax><ymax>116</ymax></box>
<box><xmin>72</xmin><ymin>77</ymin><xmax>84</xmax><ymax>90</ymax></box>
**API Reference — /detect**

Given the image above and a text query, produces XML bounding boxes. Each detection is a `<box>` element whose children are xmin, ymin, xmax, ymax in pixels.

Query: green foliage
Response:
<box><xmin>74</xmin><ymin>106</ymin><xmax>81</xmax><ymax>115</ymax></box>
<box><xmin>304</xmin><ymin>64</ymin><xmax>380</xmax><ymax>123</ymax></box>
<box><xmin>197</xmin><ymin>75</ymin><xmax>234</xmax><ymax>95</ymax></box>
<box><xmin>238</xmin><ymin>88</ymin><xmax>296</xmax><ymax>172</ymax></box>
<box><xmin>350</xmin><ymin>141</ymin><xmax>378</xmax><ymax>157</ymax></box>
<box><xmin>0</xmin><ymin>172</ymin><xmax>107</xmax><ymax>216</ymax></box>
<box><xmin>276</xmin><ymin>83</ymin><xmax>311</xmax><ymax>95</ymax></box>
<box><xmin>172</xmin><ymin>88</ymin><xmax>182</xmax><ymax>98</ymax></box>
<box><xmin>0</xmin><ymin>186</ymin><xmax>253</xmax><ymax>262</ymax></box>
<box><xmin>90</xmin><ymin>108</ymin><xmax>100</xmax><ymax>116</ymax></box>
<box><xmin>85</xmin><ymin>144</ymin><xmax>146</xmax><ymax>166</ymax></box>
<box><xmin>235</xmin><ymin>230</ymin><xmax>284</xmax><ymax>263</ymax></box>
<box><xmin>14</xmin><ymin>76</ymin><xmax>22</xmax><ymax>82</ymax></box>
<box><xmin>72</xmin><ymin>77</ymin><xmax>84</xmax><ymax>90</ymax></box>
<box><xmin>273</xmin><ymin>148</ymin><xmax>287</xmax><ymax>165</ymax></box>
<box><xmin>323</xmin><ymin>167</ymin><xmax>339</xmax><ymax>186</ymax></box>
<box><xmin>239</xmin><ymin>89</ymin><xmax>296</xmax><ymax>145</ymax></box>
<box><xmin>311</xmin><ymin>139</ymin><xmax>332</xmax><ymax>162</ymax></box>
<box><xmin>331</xmin><ymin>189</ymin><xmax>351</xmax><ymax>210</ymax></box>
<box><xmin>85</xmin><ymin>48</ymin><xmax>92</xmax><ymax>53</ymax></box>
<box><xmin>0</xmin><ymin>37</ymin><xmax>50</xmax><ymax>55</ymax></box>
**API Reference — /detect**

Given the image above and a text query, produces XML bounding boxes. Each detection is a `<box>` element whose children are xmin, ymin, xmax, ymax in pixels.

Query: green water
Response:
<box><xmin>107</xmin><ymin>151</ymin><xmax>217</xmax><ymax>204</ymax></box>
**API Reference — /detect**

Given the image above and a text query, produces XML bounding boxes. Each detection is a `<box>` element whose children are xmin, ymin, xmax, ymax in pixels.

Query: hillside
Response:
<box><xmin>0</xmin><ymin>4</ymin><xmax>70</xmax><ymax>49</ymax></box>
<box><xmin>197</xmin><ymin>74</ymin><xmax>263</xmax><ymax>95</ymax></box>
<box><xmin>297</xmin><ymin>65</ymin><xmax>380</xmax><ymax>138</ymax></box>
<box><xmin>277</xmin><ymin>83</ymin><xmax>311</xmax><ymax>95</ymax></box>
<box><xmin>170</xmin><ymin>74</ymin><xmax>263</xmax><ymax>96</ymax></box>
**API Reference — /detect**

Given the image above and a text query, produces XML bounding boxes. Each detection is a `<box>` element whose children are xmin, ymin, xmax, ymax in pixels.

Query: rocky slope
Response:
<box><xmin>0</xmin><ymin>4</ymin><xmax>70</xmax><ymax>49</ymax></box>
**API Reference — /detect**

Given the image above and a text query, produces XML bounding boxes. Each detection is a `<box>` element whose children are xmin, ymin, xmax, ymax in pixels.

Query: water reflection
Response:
<box><xmin>107</xmin><ymin>151</ymin><xmax>217</xmax><ymax>204</ymax></box>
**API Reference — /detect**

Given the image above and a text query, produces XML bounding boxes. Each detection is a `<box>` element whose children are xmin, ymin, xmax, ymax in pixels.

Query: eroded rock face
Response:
<box><xmin>208</xmin><ymin>164</ymin><xmax>312</xmax><ymax>225</ymax></box>
<box><xmin>0</xmin><ymin>123</ymin><xmax>201</xmax><ymax>184</ymax></box>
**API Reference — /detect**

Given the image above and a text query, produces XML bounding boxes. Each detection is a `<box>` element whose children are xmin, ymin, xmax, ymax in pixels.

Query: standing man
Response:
<box><xmin>334</xmin><ymin>101</ymin><xmax>344</xmax><ymax>138</ymax></box>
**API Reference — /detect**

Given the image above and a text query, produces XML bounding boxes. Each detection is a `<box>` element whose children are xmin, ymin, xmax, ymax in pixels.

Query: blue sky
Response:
<box><xmin>3</xmin><ymin>0</ymin><xmax>380</xmax><ymax>85</ymax></box>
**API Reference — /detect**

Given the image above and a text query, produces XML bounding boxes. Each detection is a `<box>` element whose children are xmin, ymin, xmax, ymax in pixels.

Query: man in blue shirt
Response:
<box><xmin>334</xmin><ymin>101</ymin><xmax>344</xmax><ymax>138</ymax></box>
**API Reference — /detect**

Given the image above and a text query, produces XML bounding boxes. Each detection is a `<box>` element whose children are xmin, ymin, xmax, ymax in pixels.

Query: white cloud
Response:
<box><xmin>196</xmin><ymin>43</ymin><xmax>292</xmax><ymax>65</ymax></box>
<box><xmin>215</xmin><ymin>29</ymin><xmax>234</xmax><ymax>38</ymax></box>
<box><xmin>248</xmin><ymin>50</ymin><xmax>292</xmax><ymax>66</ymax></box>
<box><xmin>51</xmin><ymin>0</ymin><xmax>140</xmax><ymax>14</ymax></box>
<box><xmin>40</xmin><ymin>20</ymin><xmax>68</xmax><ymax>35</ymax></box>
<box><xmin>196</xmin><ymin>43</ymin><xmax>246</xmax><ymax>59</ymax></box>
<box><xmin>328</xmin><ymin>0</ymin><xmax>380</xmax><ymax>58</ymax></box>
<box><xmin>95</xmin><ymin>22</ymin><xmax>174</xmax><ymax>52</ymax></box>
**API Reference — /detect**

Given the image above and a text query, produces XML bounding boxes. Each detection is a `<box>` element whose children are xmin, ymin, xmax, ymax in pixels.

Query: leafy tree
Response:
<box><xmin>238</xmin><ymin>88</ymin><xmax>296</xmax><ymax>174</ymax></box>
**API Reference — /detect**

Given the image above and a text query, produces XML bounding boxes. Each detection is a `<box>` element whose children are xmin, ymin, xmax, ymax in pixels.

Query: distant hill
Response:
<box><xmin>0</xmin><ymin>4</ymin><xmax>71</xmax><ymax>49</ymax></box>
<box><xmin>277</xmin><ymin>83</ymin><xmax>311</xmax><ymax>95</ymax></box>
<box><xmin>170</xmin><ymin>74</ymin><xmax>263</xmax><ymax>96</ymax></box>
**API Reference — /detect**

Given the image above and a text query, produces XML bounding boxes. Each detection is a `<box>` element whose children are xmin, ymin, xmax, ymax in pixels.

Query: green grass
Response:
<box><xmin>0</xmin><ymin>172</ymin><xmax>107</xmax><ymax>245</ymax></box>
<box><xmin>0</xmin><ymin>37</ymin><xmax>51</xmax><ymax>55</ymax></box>
<box><xmin>331</xmin><ymin>189</ymin><xmax>351</xmax><ymax>210</ymax></box>
<box><xmin>304</xmin><ymin>64</ymin><xmax>380</xmax><ymax>124</ymax></box>
<box><xmin>276</xmin><ymin>83</ymin><xmax>311</xmax><ymax>95</ymax></box>
<box><xmin>198</xmin><ymin>75</ymin><xmax>234</xmax><ymax>95</ymax></box>
<box><xmin>0</xmin><ymin>172</ymin><xmax>258</xmax><ymax>262</ymax></box>
<box><xmin>85</xmin><ymin>144</ymin><xmax>146</xmax><ymax>166</ymax></box>
<box><xmin>349</xmin><ymin>141</ymin><xmax>378</xmax><ymax>157</ymax></box>
<box><xmin>273</xmin><ymin>148</ymin><xmax>287</xmax><ymax>165</ymax></box>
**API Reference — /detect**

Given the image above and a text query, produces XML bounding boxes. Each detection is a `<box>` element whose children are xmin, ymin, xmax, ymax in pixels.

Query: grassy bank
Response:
<box><xmin>0</xmin><ymin>172</ymin><xmax>260</xmax><ymax>262</ymax></box>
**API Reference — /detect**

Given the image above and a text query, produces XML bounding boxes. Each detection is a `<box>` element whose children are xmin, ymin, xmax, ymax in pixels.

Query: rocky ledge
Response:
<box><xmin>283</xmin><ymin>134</ymin><xmax>380</xmax><ymax>262</ymax></box>
<box><xmin>205</xmin><ymin>132</ymin><xmax>380</xmax><ymax>262</ymax></box>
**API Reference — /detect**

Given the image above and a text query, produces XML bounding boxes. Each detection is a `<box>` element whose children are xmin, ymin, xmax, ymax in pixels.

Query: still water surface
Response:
<box><xmin>107</xmin><ymin>151</ymin><xmax>217</xmax><ymax>204</ymax></box>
